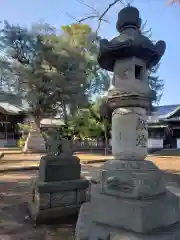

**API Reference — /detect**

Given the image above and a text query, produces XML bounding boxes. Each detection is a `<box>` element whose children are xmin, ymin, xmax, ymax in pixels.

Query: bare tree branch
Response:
<box><xmin>78</xmin><ymin>15</ymin><xmax>100</xmax><ymax>23</ymax></box>
<box><xmin>62</xmin><ymin>0</ymin><xmax>128</xmax><ymax>34</ymax></box>
<box><xmin>168</xmin><ymin>0</ymin><xmax>180</xmax><ymax>4</ymax></box>
<box><xmin>141</xmin><ymin>20</ymin><xmax>152</xmax><ymax>39</ymax></box>
<box><xmin>65</xmin><ymin>12</ymin><xmax>79</xmax><ymax>22</ymax></box>
<box><xmin>76</xmin><ymin>0</ymin><xmax>98</xmax><ymax>14</ymax></box>
<box><xmin>78</xmin><ymin>0</ymin><xmax>126</xmax><ymax>33</ymax></box>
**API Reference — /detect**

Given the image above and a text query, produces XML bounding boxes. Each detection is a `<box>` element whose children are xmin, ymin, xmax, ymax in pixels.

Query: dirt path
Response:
<box><xmin>0</xmin><ymin>164</ymin><xmax>102</xmax><ymax>240</ymax></box>
<box><xmin>0</xmin><ymin>171</ymin><xmax>76</xmax><ymax>240</ymax></box>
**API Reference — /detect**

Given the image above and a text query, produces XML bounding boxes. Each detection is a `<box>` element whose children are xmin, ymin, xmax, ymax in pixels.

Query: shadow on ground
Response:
<box><xmin>0</xmin><ymin>163</ymin><xmax>180</xmax><ymax>239</ymax></box>
<box><xmin>150</xmin><ymin>149</ymin><xmax>180</xmax><ymax>157</ymax></box>
<box><xmin>0</xmin><ymin>164</ymin><xmax>101</xmax><ymax>239</ymax></box>
<box><xmin>0</xmin><ymin>171</ymin><xmax>76</xmax><ymax>239</ymax></box>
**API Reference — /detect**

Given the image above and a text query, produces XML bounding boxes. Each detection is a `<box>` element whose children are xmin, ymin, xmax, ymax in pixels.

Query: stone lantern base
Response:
<box><xmin>85</xmin><ymin>220</ymin><xmax>180</xmax><ymax>240</ymax></box>
<box><xmin>75</xmin><ymin>160</ymin><xmax>180</xmax><ymax>240</ymax></box>
<box><xmin>27</xmin><ymin>155</ymin><xmax>90</xmax><ymax>222</ymax></box>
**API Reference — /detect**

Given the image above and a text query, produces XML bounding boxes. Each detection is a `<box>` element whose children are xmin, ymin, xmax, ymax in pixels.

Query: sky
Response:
<box><xmin>0</xmin><ymin>0</ymin><xmax>180</xmax><ymax>106</ymax></box>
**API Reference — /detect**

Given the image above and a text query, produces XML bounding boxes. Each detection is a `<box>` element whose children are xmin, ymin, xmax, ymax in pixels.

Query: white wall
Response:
<box><xmin>177</xmin><ymin>139</ymin><xmax>180</xmax><ymax>148</ymax></box>
<box><xmin>148</xmin><ymin>139</ymin><xmax>163</xmax><ymax>149</ymax></box>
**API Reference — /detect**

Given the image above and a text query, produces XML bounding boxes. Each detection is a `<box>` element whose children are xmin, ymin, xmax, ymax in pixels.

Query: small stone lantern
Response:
<box><xmin>75</xmin><ymin>6</ymin><xmax>180</xmax><ymax>240</ymax></box>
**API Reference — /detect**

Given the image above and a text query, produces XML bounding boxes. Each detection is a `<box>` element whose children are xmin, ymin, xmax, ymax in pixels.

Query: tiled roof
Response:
<box><xmin>148</xmin><ymin>104</ymin><xmax>180</xmax><ymax>123</ymax></box>
<box><xmin>0</xmin><ymin>102</ymin><xmax>27</xmax><ymax>115</ymax></box>
<box><xmin>0</xmin><ymin>91</ymin><xmax>28</xmax><ymax>115</ymax></box>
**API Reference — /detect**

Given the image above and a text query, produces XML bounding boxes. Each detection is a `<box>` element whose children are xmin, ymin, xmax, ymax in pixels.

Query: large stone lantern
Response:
<box><xmin>75</xmin><ymin>6</ymin><xmax>180</xmax><ymax>240</ymax></box>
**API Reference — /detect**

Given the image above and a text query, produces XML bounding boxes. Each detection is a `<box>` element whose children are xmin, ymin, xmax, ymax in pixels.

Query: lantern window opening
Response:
<box><xmin>135</xmin><ymin>64</ymin><xmax>143</xmax><ymax>80</ymax></box>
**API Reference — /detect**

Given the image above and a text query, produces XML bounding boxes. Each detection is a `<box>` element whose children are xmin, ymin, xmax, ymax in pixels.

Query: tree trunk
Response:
<box><xmin>62</xmin><ymin>100</ymin><xmax>68</xmax><ymax>125</ymax></box>
<box><xmin>22</xmin><ymin>115</ymin><xmax>46</xmax><ymax>153</ymax></box>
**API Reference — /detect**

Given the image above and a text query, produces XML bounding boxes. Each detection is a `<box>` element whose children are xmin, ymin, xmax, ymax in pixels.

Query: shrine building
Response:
<box><xmin>0</xmin><ymin>91</ymin><xmax>27</xmax><ymax>147</ymax></box>
<box><xmin>148</xmin><ymin>104</ymin><xmax>180</xmax><ymax>150</ymax></box>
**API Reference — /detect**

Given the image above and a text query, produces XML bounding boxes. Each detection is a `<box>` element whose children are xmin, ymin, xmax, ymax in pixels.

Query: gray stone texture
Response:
<box><xmin>39</xmin><ymin>155</ymin><xmax>81</xmax><ymax>182</ymax></box>
<box><xmin>91</xmin><ymin>185</ymin><xmax>180</xmax><ymax>233</ymax></box>
<box><xmin>28</xmin><ymin>178</ymin><xmax>89</xmax><ymax>222</ymax></box>
<box><xmin>50</xmin><ymin>191</ymin><xmax>76</xmax><ymax>208</ymax></box>
<box><xmin>28</xmin><ymin>153</ymin><xmax>89</xmax><ymax>222</ymax></box>
<box><xmin>34</xmin><ymin>190</ymin><xmax>50</xmax><ymax>210</ymax></box>
<box><xmin>75</xmin><ymin>186</ymin><xmax>180</xmax><ymax>240</ymax></box>
<box><xmin>97</xmin><ymin>6</ymin><xmax>166</xmax><ymax>71</ymax></box>
<box><xmin>100</xmin><ymin>160</ymin><xmax>166</xmax><ymax>199</ymax></box>
<box><xmin>33</xmin><ymin>179</ymin><xmax>89</xmax><ymax>193</ymax></box>
<box><xmin>90</xmin><ymin>222</ymin><xmax>180</xmax><ymax>240</ymax></box>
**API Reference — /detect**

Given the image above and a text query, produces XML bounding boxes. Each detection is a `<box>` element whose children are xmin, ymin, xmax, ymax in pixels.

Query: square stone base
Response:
<box><xmin>75</xmin><ymin>185</ymin><xmax>180</xmax><ymax>239</ymax></box>
<box><xmin>90</xmin><ymin>185</ymin><xmax>180</xmax><ymax>233</ymax></box>
<box><xmin>89</xmin><ymin>222</ymin><xmax>180</xmax><ymax>240</ymax></box>
<box><xmin>28</xmin><ymin>201</ymin><xmax>81</xmax><ymax>222</ymax></box>
<box><xmin>28</xmin><ymin>178</ymin><xmax>89</xmax><ymax>222</ymax></box>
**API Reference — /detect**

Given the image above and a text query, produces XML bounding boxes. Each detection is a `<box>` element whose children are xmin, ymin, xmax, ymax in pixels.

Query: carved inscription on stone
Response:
<box><xmin>105</xmin><ymin>161</ymin><xmax>157</xmax><ymax>171</ymax></box>
<box><xmin>102</xmin><ymin>172</ymin><xmax>164</xmax><ymax>198</ymax></box>
<box><xmin>136</xmin><ymin>118</ymin><xmax>147</xmax><ymax>130</ymax></box>
<box><xmin>50</xmin><ymin>191</ymin><xmax>76</xmax><ymax>208</ymax></box>
<box><xmin>136</xmin><ymin>134</ymin><xmax>147</xmax><ymax>147</ymax></box>
<box><xmin>106</xmin><ymin>176</ymin><xmax>134</xmax><ymax>193</ymax></box>
<box><xmin>136</xmin><ymin>117</ymin><xmax>147</xmax><ymax>148</ymax></box>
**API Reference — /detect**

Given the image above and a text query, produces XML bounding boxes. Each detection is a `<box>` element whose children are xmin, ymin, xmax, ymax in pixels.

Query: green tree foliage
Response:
<box><xmin>0</xmin><ymin>21</ymin><xmax>109</xmax><ymax>127</ymax></box>
<box><xmin>70</xmin><ymin>96</ymin><xmax>107</xmax><ymax>139</ymax></box>
<box><xmin>141</xmin><ymin>21</ymin><xmax>164</xmax><ymax>106</ymax></box>
<box><xmin>148</xmin><ymin>64</ymin><xmax>164</xmax><ymax>105</ymax></box>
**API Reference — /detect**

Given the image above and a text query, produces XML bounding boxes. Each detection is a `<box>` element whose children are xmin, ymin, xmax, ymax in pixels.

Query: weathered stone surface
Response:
<box><xmin>100</xmin><ymin>160</ymin><xmax>165</xmax><ymax>199</ymax></box>
<box><xmin>90</xmin><ymin>185</ymin><xmax>180</xmax><ymax>233</ymax></box>
<box><xmin>89</xmin><ymin>222</ymin><xmax>180</xmax><ymax>240</ymax></box>
<box><xmin>102</xmin><ymin>159</ymin><xmax>158</xmax><ymax>171</ymax></box>
<box><xmin>28</xmin><ymin>201</ymin><xmax>81</xmax><ymax>222</ymax></box>
<box><xmin>111</xmin><ymin>58</ymin><xmax>150</xmax><ymax>99</ymax></box>
<box><xmin>97</xmin><ymin>6</ymin><xmax>166</xmax><ymax>71</ymax></box>
<box><xmin>75</xmin><ymin>202</ymin><xmax>92</xmax><ymax>240</ymax></box>
<box><xmin>75</xmin><ymin>4</ymin><xmax>180</xmax><ymax>240</ymax></box>
<box><xmin>33</xmin><ymin>178</ymin><xmax>89</xmax><ymax>193</ymax></box>
<box><xmin>50</xmin><ymin>191</ymin><xmax>76</xmax><ymax>208</ymax></box>
<box><xmin>111</xmin><ymin>107</ymin><xmax>148</xmax><ymax>160</ymax></box>
<box><xmin>101</xmin><ymin>171</ymin><xmax>165</xmax><ymax>199</ymax></box>
<box><xmin>77</xmin><ymin>190</ymin><xmax>86</xmax><ymax>204</ymax></box>
<box><xmin>75</xmin><ymin>186</ymin><xmax>180</xmax><ymax>239</ymax></box>
<box><xmin>28</xmin><ymin>178</ymin><xmax>90</xmax><ymax>222</ymax></box>
<box><xmin>33</xmin><ymin>190</ymin><xmax>50</xmax><ymax>210</ymax></box>
<box><xmin>38</xmin><ymin>155</ymin><xmax>81</xmax><ymax>182</ymax></box>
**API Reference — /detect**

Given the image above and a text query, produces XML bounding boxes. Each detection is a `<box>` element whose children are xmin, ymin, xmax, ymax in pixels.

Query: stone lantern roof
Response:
<box><xmin>98</xmin><ymin>6</ymin><xmax>166</xmax><ymax>71</ymax></box>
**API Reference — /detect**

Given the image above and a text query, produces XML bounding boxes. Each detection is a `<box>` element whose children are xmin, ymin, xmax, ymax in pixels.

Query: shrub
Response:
<box><xmin>17</xmin><ymin>137</ymin><xmax>26</xmax><ymax>147</ymax></box>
